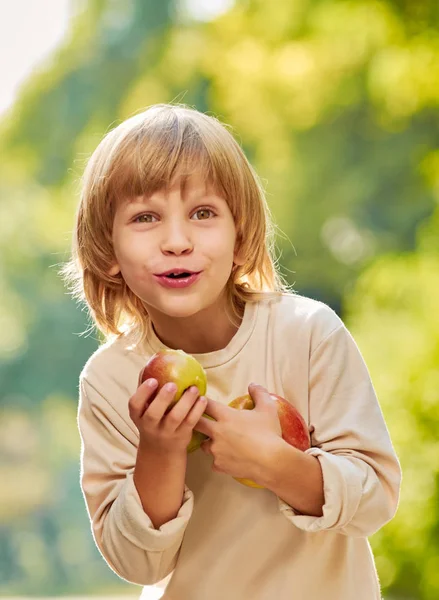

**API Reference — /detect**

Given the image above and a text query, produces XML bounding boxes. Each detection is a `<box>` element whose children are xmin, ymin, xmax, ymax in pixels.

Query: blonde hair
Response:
<box><xmin>60</xmin><ymin>103</ymin><xmax>293</xmax><ymax>346</ymax></box>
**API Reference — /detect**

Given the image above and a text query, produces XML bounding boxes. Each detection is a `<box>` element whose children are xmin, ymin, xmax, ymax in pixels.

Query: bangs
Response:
<box><xmin>104</xmin><ymin>108</ymin><xmax>226</xmax><ymax>204</ymax></box>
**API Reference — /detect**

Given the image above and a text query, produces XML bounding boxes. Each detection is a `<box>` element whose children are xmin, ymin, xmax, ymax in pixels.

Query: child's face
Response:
<box><xmin>109</xmin><ymin>173</ymin><xmax>244</xmax><ymax>321</ymax></box>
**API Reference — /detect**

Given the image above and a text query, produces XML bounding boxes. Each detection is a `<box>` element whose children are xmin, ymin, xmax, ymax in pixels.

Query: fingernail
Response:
<box><xmin>147</xmin><ymin>378</ymin><xmax>158</xmax><ymax>388</ymax></box>
<box><xmin>164</xmin><ymin>382</ymin><xmax>177</xmax><ymax>392</ymax></box>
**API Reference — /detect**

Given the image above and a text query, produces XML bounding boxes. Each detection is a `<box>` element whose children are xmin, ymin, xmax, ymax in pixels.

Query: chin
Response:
<box><xmin>152</xmin><ymin>297</ymin><xmax>206</xmax><ymax>319</ymax></box>
<box><xmin>163</xmin><ymin>307</ymin><xmax>201</xmax><ymax>319</ymax></box>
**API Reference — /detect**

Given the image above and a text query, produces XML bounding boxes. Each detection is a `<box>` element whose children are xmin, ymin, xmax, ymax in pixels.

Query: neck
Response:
<box><xmin>149</xmin><ymin>298</ymin><xmax>245</xmax><ymax>354</ymax></box>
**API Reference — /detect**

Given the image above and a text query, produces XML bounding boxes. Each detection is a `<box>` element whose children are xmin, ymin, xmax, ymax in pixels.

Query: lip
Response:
<box><xmin>156</xmin><ymin>268</ymin><xmax>199</xmax><ymax>277</ymax></box>
<box><xmin>153</xmin><ymin>272</ymin><xmax>202</xmax><ymax>289</ymax></box>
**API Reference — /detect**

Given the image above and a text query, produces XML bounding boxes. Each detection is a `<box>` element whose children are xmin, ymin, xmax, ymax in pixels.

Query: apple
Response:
<box><xmin>139</xmin><ymin>349</ymin><xmax>211</xmax><ymax>453</ymax></box>
<box><xmin>140</xmin><ymin>349</ymin><xmax>207</xmax><ymax>403</ymax></box>
<box><xmin>228</xmin><ymin>393</ymin><xmax>311</xmax><ymax>489</ymax></box>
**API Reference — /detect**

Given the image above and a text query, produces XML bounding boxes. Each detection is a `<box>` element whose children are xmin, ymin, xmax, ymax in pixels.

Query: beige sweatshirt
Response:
<box><xmin>78</xmin><ymin>293</ymin><xmax>401</xmax><ymax>600</ymax></box>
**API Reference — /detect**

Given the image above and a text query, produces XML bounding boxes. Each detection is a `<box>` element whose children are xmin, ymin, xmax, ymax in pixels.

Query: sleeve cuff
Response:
<box><xmin>113</xmin><ymin>471</ymin><xmax>194</xmax><ymax>551</ymax></box>
<box><xmin>277</xmin><ymin>447</ymin><xmax>364</xmax><ymax>533</ymax></box>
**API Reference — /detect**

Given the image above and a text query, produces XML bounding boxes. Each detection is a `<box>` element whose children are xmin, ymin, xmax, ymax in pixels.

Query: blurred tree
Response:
<box><xmin>346</xmin><ymin>204</ymin><xmax>439</xmax><ymax>600</ymax></box>
<box><xmin>0</xmin><ymin>0</ymin><xmax>174</xmax><ymax>595</ymax></box>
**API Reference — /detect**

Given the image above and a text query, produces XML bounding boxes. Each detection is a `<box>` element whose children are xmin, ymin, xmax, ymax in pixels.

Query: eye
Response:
<box><xmin>192</xmin><ymin>208</ymin><xmax>215</xmax><ymax>220</ymax></box>
<box><xmin>133</xmin><ymin>213</ymin><xmax>158</xmax><ymax>223</ymax></box>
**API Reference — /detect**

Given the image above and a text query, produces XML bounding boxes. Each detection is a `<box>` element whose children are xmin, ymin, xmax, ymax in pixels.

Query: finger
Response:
<box><xmin>199</xmin><ymin>397</ymin><xmax>230</xmax><ymax>421</ymax></box>
<box><xmin>193</xmin><ymin>413</ymin><xmax>216</xmax><ymax>437</ymax></box>
<box><xmin>200</xmin><ymin>440</ymin><xmax>212</xmax><ymax>454</ymax></box>
<box><xmin>248</xmin><ymin>382</ymin><xmax>271</xmax><ymax>408</ymax></box>
<box><xmin>129</xmin><ymin>378</ymin><xmax>158</xmax><ymax>420</ymax></box>
<box><xmin>165</xmin><ymin>386</ymin><xmax>200</xmax><ymax>428</ymax></box>
<box><xmin>182</xmin><ymin>394</ymin><xmax>208</xmax><ymax>429</ymax></box>
<box><xmin>143</xmin><ymin>382</ymin><xmax>177</xmax><ymax>423</ymax></box>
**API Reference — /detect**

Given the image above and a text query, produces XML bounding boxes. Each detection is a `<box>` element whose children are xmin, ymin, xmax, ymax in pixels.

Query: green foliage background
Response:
<box><xmin>0</xmin><ymin>0</ymin><xmax>438</xmax><ymax>597</ymax></box>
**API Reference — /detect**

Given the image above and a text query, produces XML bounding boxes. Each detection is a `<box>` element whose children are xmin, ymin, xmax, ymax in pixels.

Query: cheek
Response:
<box><xmin>113</xmin><ymin>239</ymin><xmax>152</xmax><ymax>288</ymax></box>
<box><xmin>114</xmin><ymin>231</ymin><xmax>146</xmax><ymax>265</ymax></box>
<box><xmin>204</xmin><ymin>227</ymin><xmax>236</xmax><ymax>259</ymax></box>
<box><xmin>119</xmin><ymin>261</ymin><xmax>151</xmax><ymax>297</ymax></box>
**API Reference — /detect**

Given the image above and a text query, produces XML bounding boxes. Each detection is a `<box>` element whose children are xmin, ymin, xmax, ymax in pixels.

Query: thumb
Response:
<box><xmin>248</xmin><ymin>383</ymin><xmax>273</xmax><ymax>409</ymax></box>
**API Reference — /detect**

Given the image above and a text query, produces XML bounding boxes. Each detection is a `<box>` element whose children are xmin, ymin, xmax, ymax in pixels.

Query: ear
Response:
<box><xmin>233</xmin><ymin>256</ymin><xmax>245</xmax><ymax>268</ymax></box>
<box><xmin>233</xmin><ymin>242</ymin><xmax>245</xmax><ymax>267</ymax></box>
<box><xmin>108</xmin><ymin>263</ymin><xmax>120</xmax><ymax>276</ymax></box>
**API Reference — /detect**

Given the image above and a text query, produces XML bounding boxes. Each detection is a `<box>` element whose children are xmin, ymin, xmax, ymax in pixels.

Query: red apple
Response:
<box><xmin>228</xmin><ymin>393</ymin><xmax>311</xmax><ymax>488</ymax></box>
<box><xmin>139</xmin><ymin>349</ymin><xmax>210</xmax><ymax>453</ymax></box>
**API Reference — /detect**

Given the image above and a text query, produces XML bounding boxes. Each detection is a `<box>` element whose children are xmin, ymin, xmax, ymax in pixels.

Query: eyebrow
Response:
<box><xmin>122</xmin><ymin>188</ymin><xmax>222</xmax><ymax>209</ymax></box>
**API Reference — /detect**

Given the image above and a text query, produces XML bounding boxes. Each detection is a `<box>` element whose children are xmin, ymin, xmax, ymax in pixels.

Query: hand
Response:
<box><xmin>193</xmin><ymin>383</ymin><xmax>283</xmax><ymax>484</ymax></box>
<box><xmin>129</xmin><ymin>374</ymin><xmax>207</xmax><ymax>456</ymax></box>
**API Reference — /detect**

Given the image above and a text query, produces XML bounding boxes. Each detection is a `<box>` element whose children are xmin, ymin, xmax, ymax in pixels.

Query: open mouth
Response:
<box><xmin>165</xmin><ymin>272</ymin><xmax>193</xmax><ymax>279</ymax></box>
<box><xmin>154</xmin><ymin>271</ymin><xmax>202</xmax><ymax>289</ymax></box>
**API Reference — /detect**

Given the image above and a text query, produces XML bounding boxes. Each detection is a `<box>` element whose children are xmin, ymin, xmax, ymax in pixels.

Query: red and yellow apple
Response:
<box><xmin>139</xmin><ymin>349</ymin><xmax>211</xmax><ymax>453</ymax></box>
<box><xmin>228</xmin><ymin>393</ymin><xmax>311</xmax><ymax>488</ymax></box>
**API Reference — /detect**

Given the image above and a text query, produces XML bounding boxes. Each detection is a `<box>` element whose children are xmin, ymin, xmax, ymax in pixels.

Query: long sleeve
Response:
<box><xmin>78</xmin><ymin>377</ymin><xmax>194</xmax><ymax>585</ymax></box>
<box><xmin>278</xmin><ymin>322</ymin><xmax>402</xmax><ymax>537</ymax></box>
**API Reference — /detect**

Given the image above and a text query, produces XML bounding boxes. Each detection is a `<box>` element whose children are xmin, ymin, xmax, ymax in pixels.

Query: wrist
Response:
<box><xmin>244</xmin><ymin>437</ymin><xmax>281</xmax><ymax>488</ymax></box>
<box><xmin>137</xmin><ymin>437</ymin><xmax>187</xmax><ymax>461</ymax></box>
<box><xmin>257</xmin><ymin>436</ymin><xmax>289</xmax><ymax>488</ymax></box>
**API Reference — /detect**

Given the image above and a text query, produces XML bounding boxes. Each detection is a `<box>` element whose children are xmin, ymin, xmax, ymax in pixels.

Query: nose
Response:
<box><xmin>160</xmin><ymin>218</ymin><xmax>193</xmax><ymax>256</ymax></box>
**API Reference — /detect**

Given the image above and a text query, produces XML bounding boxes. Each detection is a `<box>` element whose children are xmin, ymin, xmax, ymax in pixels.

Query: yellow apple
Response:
<box><xmin>139</xmin><ymin>349</ymin><xmax>210</xmax><ymax>453</ymax></box>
